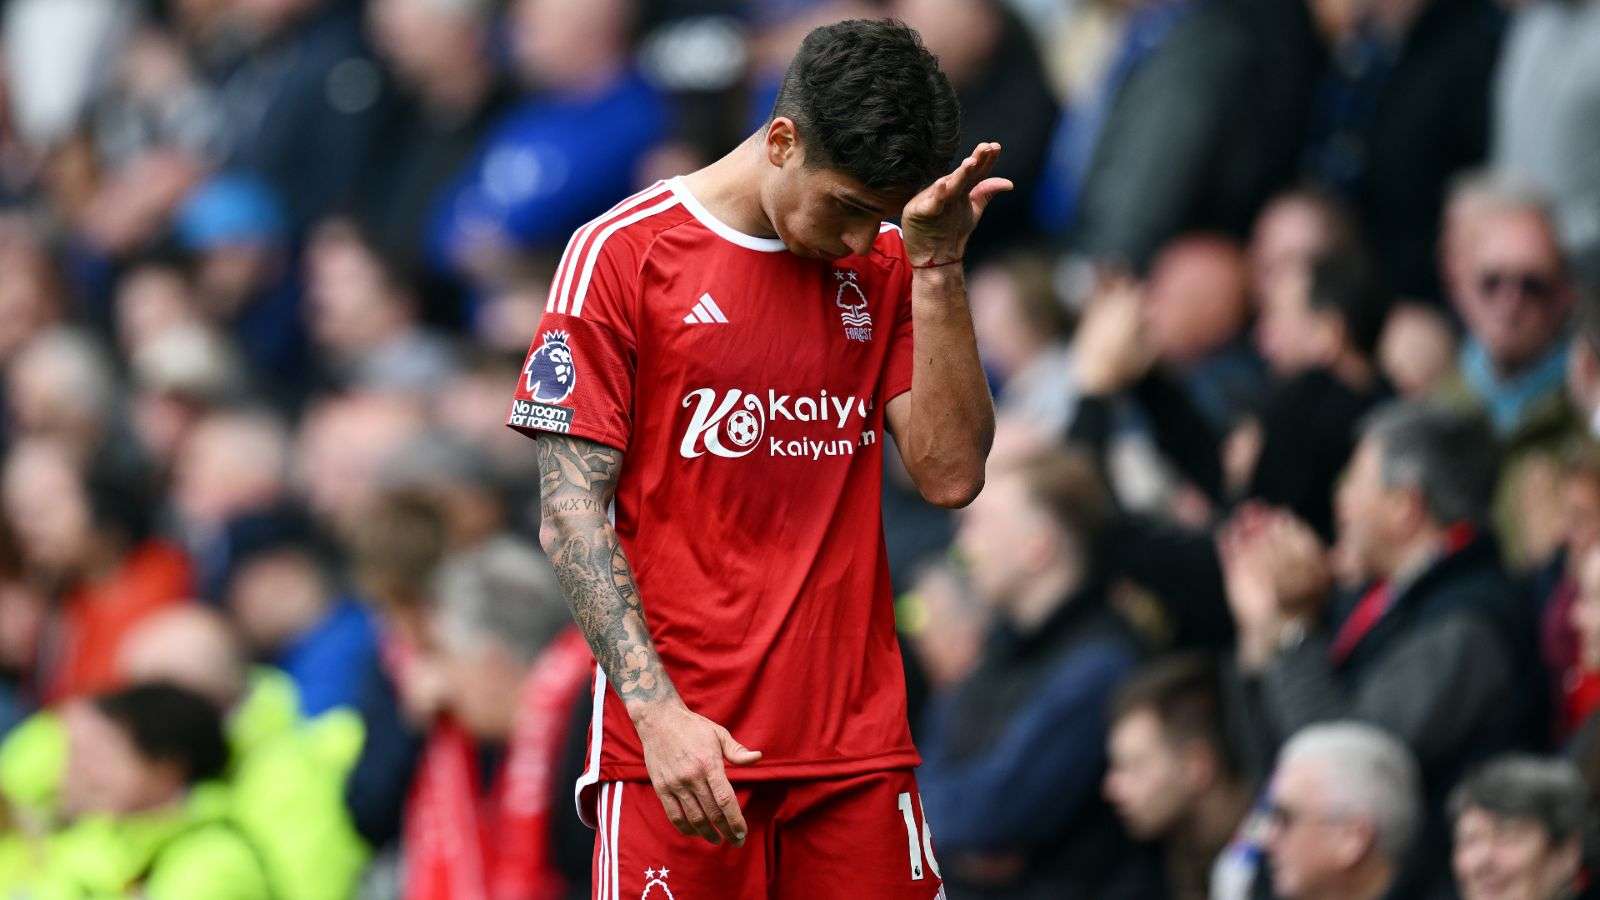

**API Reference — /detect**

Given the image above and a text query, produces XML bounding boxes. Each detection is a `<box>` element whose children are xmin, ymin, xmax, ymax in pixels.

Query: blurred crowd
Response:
<box><xmin>0</xmin><ymin>0</ymin><xmax>1592</xmax><ymax>898</ymax></box>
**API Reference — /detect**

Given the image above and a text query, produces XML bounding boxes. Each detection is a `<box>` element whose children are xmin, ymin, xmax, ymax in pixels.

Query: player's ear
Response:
<box><xmin>765</xmin><ymin>118</ymin><xmax>799</xmax><ymax>169</ymax></box>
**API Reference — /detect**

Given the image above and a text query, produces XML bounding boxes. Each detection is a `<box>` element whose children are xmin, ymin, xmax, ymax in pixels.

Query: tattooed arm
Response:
<box><xmin>535</xmin><ymin>433</ymin><xmax>761</xmax><ymax>847</ymax></box>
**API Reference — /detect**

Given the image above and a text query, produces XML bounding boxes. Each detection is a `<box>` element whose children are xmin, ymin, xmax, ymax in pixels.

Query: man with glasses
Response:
<box><xmin>1441</xmin><ymin>176</ymin><xmax>1583</xmax><ymax>568</ymax></box>
<box><xmin>1263</xmin><ymin>722</ymin><xmax>1421</xmax><ymax>900</ymax></box>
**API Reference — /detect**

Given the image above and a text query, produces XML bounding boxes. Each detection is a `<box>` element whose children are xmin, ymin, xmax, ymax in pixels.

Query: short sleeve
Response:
<box><xmin>877</xmin><ymin>236</ymin><xmax>916</xmax><ymax>405</ymax></box>
<box><xmin>506</xmin><ymin>227</ymin><xmax>641</xmax><ymax>451</ymax></box>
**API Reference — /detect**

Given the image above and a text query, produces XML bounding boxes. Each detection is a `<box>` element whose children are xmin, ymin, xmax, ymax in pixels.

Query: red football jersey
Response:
<box><xmin>506</xmin><ymin>179</ymin><xmax>923</xmax><ymax>821</ymax></box>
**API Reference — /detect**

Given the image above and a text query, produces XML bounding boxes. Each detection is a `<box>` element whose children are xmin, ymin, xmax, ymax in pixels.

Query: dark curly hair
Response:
<box><xmin>771</xmin><ymin>19</ymin><xmax>962</xmax><ymax>195</ymax></box>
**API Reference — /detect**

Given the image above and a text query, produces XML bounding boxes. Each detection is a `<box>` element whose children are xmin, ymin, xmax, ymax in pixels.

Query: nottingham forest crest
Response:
<box><xmin>834</xmin><ymin>270</ymin><xmax>872</xmax><ymax>342</ymax></box>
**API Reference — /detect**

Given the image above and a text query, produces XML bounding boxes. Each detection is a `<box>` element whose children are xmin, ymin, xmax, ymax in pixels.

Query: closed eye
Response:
<box><xmin>836</xmin><ymin>196</ymin><xmax>882</xmax><ymax>219</ymax></box>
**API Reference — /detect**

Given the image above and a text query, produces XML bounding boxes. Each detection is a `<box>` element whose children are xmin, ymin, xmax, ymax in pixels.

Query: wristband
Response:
<box><xmin>911</xmin><ymin>258</ymin><xmax>963</xmax><ymax>270</ymax></box>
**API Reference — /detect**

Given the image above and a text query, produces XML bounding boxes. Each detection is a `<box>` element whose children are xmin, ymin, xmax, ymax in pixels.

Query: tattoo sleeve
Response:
<box><xmin>536</xmin><ymin>434</ymin><xmax>677</xmax><ymax>709</ymax></box>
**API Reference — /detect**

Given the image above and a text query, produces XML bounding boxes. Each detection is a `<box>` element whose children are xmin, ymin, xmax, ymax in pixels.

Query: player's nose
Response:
<box><xmin>842</xmin><ymin>224</ymin><xmax>877</xmax><ymax>257</ymax></box>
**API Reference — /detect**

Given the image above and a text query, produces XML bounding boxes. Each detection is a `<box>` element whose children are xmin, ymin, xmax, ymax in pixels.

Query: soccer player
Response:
<box><xmin>508</xmin><ymin>19</ymin><xmax>1004</xmax><ymax>899</ymax></box>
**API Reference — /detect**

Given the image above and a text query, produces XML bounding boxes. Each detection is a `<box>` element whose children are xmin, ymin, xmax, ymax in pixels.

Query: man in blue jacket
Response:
<box><xmin>919</xmin><ymin>448</ymin><xmax>1145</xmax><ymax>899</ymax></box>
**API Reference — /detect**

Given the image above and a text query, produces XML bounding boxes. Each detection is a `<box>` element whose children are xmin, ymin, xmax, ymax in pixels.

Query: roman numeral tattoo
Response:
<box><xmin>536</xmin><ymin>435</ymin><xmax>676</xmax><ymax>707</ymax></box>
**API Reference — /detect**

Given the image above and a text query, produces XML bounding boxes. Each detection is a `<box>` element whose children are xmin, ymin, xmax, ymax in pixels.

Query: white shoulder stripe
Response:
<box><xmin>569</xmin><ymin>194</ymin><xmax>681</xmax><ymax>318</ymax></box>
<box><xmin>548</xmin><ymin>182</ymin><xmax>671</xmax><ymax>315</ymax></box>
<box><xmin>544</xmin><ymin>228</ymin><xmax>584</xmax><ymax>314</ymax></box>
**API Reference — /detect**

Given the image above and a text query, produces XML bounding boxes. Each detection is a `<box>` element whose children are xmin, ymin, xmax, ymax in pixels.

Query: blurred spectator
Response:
<box><xmin>293</xmin><ymin>391</ymin><xmax>428</xmax><ymax>537</ymax></box>
<box><xmin>6</xmin><ymin>328</ymin><xmax>125</xmax><ymax>465</ymax></box>
<box><xmin>378</xmin><ymin>431</ymin><xmax>507</xmax><ymax>551</ymax></box>
<box><xmin>1439</xmin><ymin>179</ymin><xmax>1581</xmax><ymax>569</ymax></box>
<box><xmin>1</xmin><ymin>0</ymin><xmax>133</xmax><ymax>148</ymax></box>
<box><xmin>128</xmin><ymin>324</ymin><xmax>251</xmax><ymax>473</ymax></box>
<box><xmin>1246</xmin><ymin>251</ymin><xmax>1393</xmax><ymax>538</ymax></box>
<box><xmin>2</xmin><ymin>439</ymin><xmax>192</xmax><ymax>703</ymax></box>
<box><xmin>113</xmin><ymin>255</ymin><xmax>204</xmax><ymax>362</ymax></box>
<box><xmin>1070</xmin><ymin>0</ymin><xmax>1316</xmax><ymax>271</ymax></box>
<box><xmin>1522</xmin><ymin>447</ymin><xmax>1600</xmax><ymax>742</ymax></box>
<box><xmin>430</xmin><ymin>0</ymin><xmax>668</xmax><ymax>292</ymax></box>
<box><xmin>920</xmin><ymin>448</ymin><xmax>1143</xmax><ymax>898</ymax></box>
<box><xmin>1263</xmin><ymin>721</ymin><xmax>1422</xmax><ymax>900</ymax></box>
<box><xmin>900</xmin><ymin>559</ymin><xmax>989</xmax><ymax>695</ymax></box>
<box><xmin>0</xmin><ymin>216</ymin><xmax>66</xmax><ymax>363</ymax></box>
<box><xmin>968</xmin><ymin>252</ymin><xmax>1077</xmax><ymax>436</ymax></box>
<box><xmin>1451</xmin><ymin>755</ymin><xmax>1593</xmax><ymax>900</ymax></box>
<box><xmin>1103</xmin><ymin>654</ymin><xmax>1253</xmax><ymax>900</ymax></box>
<box><xmin>116</xmin><ymin>605</ymin><xmax>372</xmax><ymax>900</ymax></box>
<box><xmin>1301</xmin><ymin>0</ymin><xmax>1504</xmax><ymax>301</ymax></box>
<box><xmin>70</xmin><ymin>25</ymin><xmax>221</xmax><ymax>259</ymax></box>
<box><xmin>115</xmin><ymin>605</ymin><xmax>251</xmax><ymax>712</ymax></box>
<box><xmin>1378</xmin><ymin>302</ymin><xmax>1459</xmax><ymax>400</ymax></box>
<box><xmin>361</xmin><ymin>0</ymin><xmax>517</xmax><ymax>327</ymax></box>
<box><xmin>1221</xmin><ymin>403</ymin><xmax>1529</xmax><ymax>893</ymax></box>
<box><xmin>24</xmin><ymin>684</ymin><xmax>271</xmax><ymax>897</ymax></box>
<box><xmin>172</xmin><ymin>172</ymin><xmax>305</xmax><ymax>386</ymax></box>
<box><xmin>0</xmin><ymin>606</ymin><xmax>245</xmax><ymax>829</ymax></box>
<box><xmin>214</xmin><ymin>0</ymin><xmax>389</xmax><ymax>229</ymax></box>
<box><xmin>429</xmin><ymin>350</ymin><xmax>543</xmax><ymax>498</ymax></box>
<box><xmin>405</xmin><ymin>539</ymin><xmax>591</xmax><ymax>899</ymax></box>
<box><xmin>1562</xmin><ymin>546</ymin><xmax>1600</xmax><ymax>744</ymax></box>
<box><xmin>1440</xmin><ymin>170</ymin><xmax>1526</xmax><ymax>311</ymax></box>
<box><xmin>1494</xmin><ymin>0</ymin><xmax>1600</xmax><ymax>285</ymax></box>
<box><xmin>168</xmin><ymin>409</ymin><xmax>293</xmax><ymax>601</ymax></box>
<box><xmin>340</xmin><ymin>490</ymin><xmax>447</xmax><ymax>852</ymax></box>
<box><xmin>347</xmin><ymin>489</ymin><xmax>448</xmax><ymax>643</ymax></box>
<box><xmin>305</xmin><ymin>219</ymin><xmax>458</xmax><ymax>395</ymax></box>
<box><xmin>1142</xmin><ymin>234</ymin><xmax>1265</xmax><ymax>432</ymax></box>
<box><xmin>1247</xmin><ymin>186</ymin><xmax>1360</xmax><ymax>308</ymax></box>
<box><xmin>1067</xmin><ymin>237</ymin><xmax>1268</xmax><ymax>520</ymax></box>
<box><xmin>224</xmin><ymin>513</ymin><xmax>379</xmax><ymax>718</ymax></box>
<box><xmin>891</xmin><ymin>0</ymin><xmax>1056</xmax><ymax>267</ymax></box>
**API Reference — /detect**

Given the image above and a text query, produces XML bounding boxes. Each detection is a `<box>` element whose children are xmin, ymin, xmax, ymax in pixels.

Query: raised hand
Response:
<box><xmin>901</xmin><ymin>142</ymin><xmax>1013</xmax><ymax>268</ymax></box>
<box><xmin>1071</xmin><ymin>276</ymin><xmax>1153</xmax><ymax>396</ymax></box>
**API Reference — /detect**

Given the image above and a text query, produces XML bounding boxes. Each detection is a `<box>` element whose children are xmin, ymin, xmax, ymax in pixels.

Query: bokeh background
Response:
<box><xmin>0</xmin><ymin>0</ymin><xmax>1596</xmax><ymax>898</ymax></box>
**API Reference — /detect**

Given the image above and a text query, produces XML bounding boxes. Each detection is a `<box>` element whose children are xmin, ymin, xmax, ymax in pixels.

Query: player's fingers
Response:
<box><xmin>969</xmin><ymin>177</ymin><xmax>1014</xmax><ymax>214</ymax></box>
<box><xmin>704</xmin><ymin>766</ymin><xmax>750</xmax><ymax>846</ymax></box>
<box><xmin>969</xmin><ymin>142</ymin><xmax>1001</xmax><ymax>182</ymax></box>
<box><xmin>925</xmin><ymin>172</ymin><xmax>956</xmax><ymax>211</ymax></box>
<box><xmin>718</xmin><ymin>728</ymin><xmax>764</xmax><ymax>766</ymax></box>
<box><xmin>952</xmin><ymin>143</ymin><xmax>1000</xmax><ymax>195</ymax></box>
<box><xmin>689</xmin><ymin>770</ymin><xmax>743</xmax><ymax>847</ymax></box>
<box><xmin>674</xmin><ymin>786</ymin><xmax>723</xmax><ymax>845</ymax></box>
<box><xmin>655</xmin><ymin>786</ymin><xmax>695</xmax><ymax>837</ymax></box>
<box><xmin>947</xmin><ymin>153</ymin><xmax>983</xmax><ymax>197</ymax></box>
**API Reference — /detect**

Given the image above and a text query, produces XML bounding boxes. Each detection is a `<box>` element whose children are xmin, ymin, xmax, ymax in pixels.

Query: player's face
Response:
<box><xmin>772</xmin><ymin>164</ymin><xmax>905</xmax><ymax>261</ymax></box>
<box><xmin>763</xmin><ymin>124</ymin><xmax>911</xmax><ymax>260</ymax></box>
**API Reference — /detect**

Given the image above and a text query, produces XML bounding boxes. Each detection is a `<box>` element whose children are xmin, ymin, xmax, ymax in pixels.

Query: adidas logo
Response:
<box><xmin>683</xmin><ymin>293</ymin><xmax>729</xmax><ymax>325</ymax></box>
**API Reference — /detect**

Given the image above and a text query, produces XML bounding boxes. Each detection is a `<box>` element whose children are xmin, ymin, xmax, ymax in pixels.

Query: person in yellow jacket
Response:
<box><xmin>0</xmin><ymin>683</ymin><xmax>270</xmax><ymax>899</ymax></box>
<box><xmin>0</xmin><ymin>607</ymin><xmax>368</xmax><ymax>900</ymax></box>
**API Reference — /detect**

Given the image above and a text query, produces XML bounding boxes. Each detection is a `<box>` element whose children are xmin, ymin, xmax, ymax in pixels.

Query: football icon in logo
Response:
<box><xmin>524</xmin><ymin>330</ymin><xmax>577</xmax><ymax>404</ymax></box>
<box><xmin>726</xmin><ymin>409</ymin><xmax>761</xmax><ymax>448</ymax></box>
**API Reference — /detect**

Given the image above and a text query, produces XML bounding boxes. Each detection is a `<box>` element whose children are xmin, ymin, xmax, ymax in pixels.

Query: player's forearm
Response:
<box><xmin>901</xmin><ymin>266</ymin><xmax>995</xmax><ymax>507</ymax></box>
<box><xmin>535</xmin><ymin>436</ymin><xmax>683</xmax><ymax>719</ymax></box>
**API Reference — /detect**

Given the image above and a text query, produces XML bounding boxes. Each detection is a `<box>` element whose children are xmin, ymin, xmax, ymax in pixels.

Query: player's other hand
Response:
<box><xmin>900</xmin><ymin>141</ymin><xmax>1013</xmax><ymax>268</ymax></box>
<box><xmin>633</xmin><ymin>701</ymin><xmax>762</xmax><ymax>847</ymax></box>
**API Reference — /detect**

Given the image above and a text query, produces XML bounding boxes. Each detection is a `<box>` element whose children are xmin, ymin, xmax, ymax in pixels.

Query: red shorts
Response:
<box><xmin>588</xmin><ymin>769</ymin><xmax>945</xmax><ymax>900</ymax></box>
